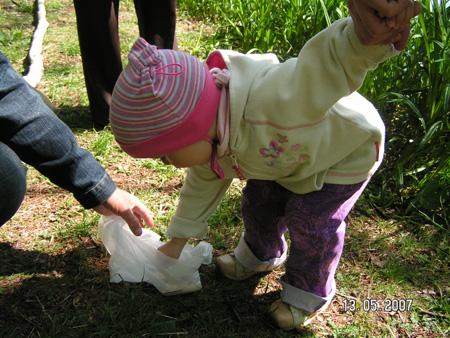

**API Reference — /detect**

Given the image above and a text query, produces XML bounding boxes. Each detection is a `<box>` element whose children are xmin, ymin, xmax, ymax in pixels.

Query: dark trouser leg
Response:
<box><xmin>280</xmin><ymin>182</ymin><xmax>367</xmax><ymax>312</ymax></box>
<box><xmin>240</xmin><ymin>180</ymin><xmax>289</xmax><ymax>261</ymax></box>
<box><xmin>133</xmin><ymin>0</ymin><xmax>177</xmax><ymax>49</ymax></box>
<box><xmin>0</xmin><ymin>143</ymin><xmax>27</xmax><ymax>226</ymax></box>
<box><xmin>73</xmin><ymin>0</ymin><xmax>122</xmax><ymax>129</ymax></box>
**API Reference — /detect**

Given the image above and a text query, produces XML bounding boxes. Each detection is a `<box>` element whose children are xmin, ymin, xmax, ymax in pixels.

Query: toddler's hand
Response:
<box><xmin>390</xmin><ymin>26</ymin><xmax>411</xmax><ymax>51</ymax></box>
<box><xmin>349</xmin><ymin>0</ymin><xmax>421</xmax><ymax>49</ymax></box>
<box><xmin>384</xmin><ymin>1</ymin><xmax>421</xmax><ymax>29</ymax></box>
<box><xmin>158</xmin><ymin>238</ymin><xmax>188</xmax><ymax>259</ymax></box>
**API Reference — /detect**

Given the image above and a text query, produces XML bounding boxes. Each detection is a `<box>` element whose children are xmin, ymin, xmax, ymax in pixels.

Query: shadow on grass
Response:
<box><xmin>33</xmin><ymin>90</ymin><xmax>96</xmax><ymax>131</ymax></box>
<box><xmin>0</xmin><ymin>242</ymin><xmax>313</xmax><ymax>337</ymax></box>
<box><xmin>54</xmin><ymin>105</ymin><xmax>94</xmax><ymax>130</ymax></box>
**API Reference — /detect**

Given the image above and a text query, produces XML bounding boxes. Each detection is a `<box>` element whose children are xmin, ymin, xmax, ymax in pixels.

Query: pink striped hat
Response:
<box><xmin>110</xmin><ymin>38</ymin><xmax>221</xmax><ymax>158</ymax></box>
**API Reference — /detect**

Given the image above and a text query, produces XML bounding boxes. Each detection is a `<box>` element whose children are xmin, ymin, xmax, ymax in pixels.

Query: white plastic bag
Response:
<box><xmin>98</xmin><ymin>215</ymin><xmax>212</xmax><ymax>295</ymax></box>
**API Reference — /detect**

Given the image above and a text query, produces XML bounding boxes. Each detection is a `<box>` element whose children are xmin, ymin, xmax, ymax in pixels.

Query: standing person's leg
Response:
<box><xmin>73</xmin><ymin>0</ymin><xmax>122</xmax><ymax>129</ymax></box>
<box><xmin>216</xmin><ymin>180</ymin><xmax>289</xmax><ymax>279</ymax></box>
<box><xmin>0</xmin><ymin>143</ymin><xmax>27</xmax><ymax>226</ymax></box>
<box><xmin>133</xmin><ymin>0</ymin><xmax>176</xmax><ymax>49</ymax></box>
<box><xmin>270</xmin><ymin>181</ymin><xmax>368</xmax><ymax>329</ymax></box>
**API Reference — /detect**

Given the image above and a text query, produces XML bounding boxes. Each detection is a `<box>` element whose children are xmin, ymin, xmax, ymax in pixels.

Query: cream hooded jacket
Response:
<box><xmin>167</xmin><ymin>17</ymin><xmax>397</xmax><ymax>239</ymax></box>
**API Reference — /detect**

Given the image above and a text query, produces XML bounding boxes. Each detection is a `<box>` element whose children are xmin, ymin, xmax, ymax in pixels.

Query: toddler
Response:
<box><xmin>110</xmin><ymin>17</ymin><xmax>402</xmax><ymax>329</ymax></box>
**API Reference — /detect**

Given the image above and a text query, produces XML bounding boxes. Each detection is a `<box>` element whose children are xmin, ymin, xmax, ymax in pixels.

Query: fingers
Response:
<box><xmin>350</xmin><ymin>0</ymin><xmax>397</xmax><ymax>45</ymax></box>
<box><xmin>133</xmin><ymin>202</ymin><xmax>155</xmax><ymax>227</ymax></box>
<box><xmin>120</xmin><ymin>208</ymin><xmax>144</xmax><ymax>236</ymax></box>
<box><xmin>126</xmin><ymin>191</ymin><xmax>155</xmax><ymax>227</ymax></box>
<box><xmin>350</xmin><ymin>0</ymin><xmax>420</xmax><ymax>47</ymax></box>
<box><xmin>351</xmin><ymin>3</ymin><xmax>392</xmax><ymax>46</ymax></box>
<box><xmin>393</xmin><ymin>26</ymin><xmax>411</xmax><ymax>51</ymax></box>
<box><xmin>367</xmin><ymin>0</ymin><xmax>417</xmax><ymax>18</ymax></box>
<box><xmin>413</xmin><ymin>2</ymin><xmax>422</xmax><ymax>16</ymax></box>
<box><xmin>386</xmin><ymin>1</ymin><xmax>421</xmax><ymax>29</ymax></box>
<box><xmin>97</xmin><ymin>188</ymin><xmax>155</xmax><ymax>236</ymax></box>
<box><xmin>122</xmin><ymin>193</ymin><xmax>155</xmax><ymax>234</ymax></box>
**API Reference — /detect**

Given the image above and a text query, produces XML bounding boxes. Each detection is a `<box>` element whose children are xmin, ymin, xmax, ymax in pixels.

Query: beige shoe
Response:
<box><xmin>268</xmin><ymin>299</ymin><xmax>328</xmax><ymax>330</ymax></box>
<box><xmin>215</xmin><ymin>254</ymin><xmax>259</xmax><ymax>280</ymax></box>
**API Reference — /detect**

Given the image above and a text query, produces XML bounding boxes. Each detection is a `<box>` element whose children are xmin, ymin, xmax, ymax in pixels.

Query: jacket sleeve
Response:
<box><xmin>245</xmin><ymin>17</ymin><xmax>397</xmax><ymax>123</ymax></box>
<box><xmin>167</xmin><ymin>165</ymin><xmax>233</xmax><ymax>239</ymax></box>
<box><xmin>0</xmin><ymin>52</ymin><xmax>116</xmax><ymax>209</ymax></box>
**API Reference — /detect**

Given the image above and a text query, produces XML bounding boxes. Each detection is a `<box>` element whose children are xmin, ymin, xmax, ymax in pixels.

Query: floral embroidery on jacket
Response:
<box><xmin>259</xmin><ymin>134</ymin><xmax>310</xmax><ymax>168</ymax></box>
<box><xmin>259</xmin><ymin>140</ymin><xmax>284</xmax><ymax>158</ymax></box>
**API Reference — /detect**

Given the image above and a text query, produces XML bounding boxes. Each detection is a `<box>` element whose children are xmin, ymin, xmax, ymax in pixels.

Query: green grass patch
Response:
<box><xmin>55</xmin><ymin>212</ymin><xmax>99</xmax><ymax>241</ymax></box>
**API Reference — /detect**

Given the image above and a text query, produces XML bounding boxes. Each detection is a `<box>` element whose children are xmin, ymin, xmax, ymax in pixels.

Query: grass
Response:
<box><xmin>0</xmin><ymin>0</ymin><xmax>449</xmax><ymax>337</ymax></box>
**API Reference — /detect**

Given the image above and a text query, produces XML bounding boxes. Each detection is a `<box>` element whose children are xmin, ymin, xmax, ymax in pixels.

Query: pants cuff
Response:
<box><xmin>234</xmin><ymin>233</ymin><xmax>287</xmax><ymax>272</ymax></box>
<box><xmin>281</xmin><ymin>280</ymin><xmax>335</xmax><ymax>313</ymax></box>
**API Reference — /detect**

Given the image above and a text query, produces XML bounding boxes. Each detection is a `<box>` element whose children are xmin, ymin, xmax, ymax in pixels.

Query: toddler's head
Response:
<box><xmin>110</xmin><ymin>38</ymin><xmax>221</xmax><ymax>166</ymax></box>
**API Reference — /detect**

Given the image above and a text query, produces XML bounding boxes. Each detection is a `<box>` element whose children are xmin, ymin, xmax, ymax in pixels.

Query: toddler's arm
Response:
<box><xmin>248</xmin><ymin>18</ymin><xmax>396</xmax><ymax>123</ymax></box>
<box><xmin>158</xmin><ymin>165</ymin><xmax>233</xmax><ymax>259</ymax></box>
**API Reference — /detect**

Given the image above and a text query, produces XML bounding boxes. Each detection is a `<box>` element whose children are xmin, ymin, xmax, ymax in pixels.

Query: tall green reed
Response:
<box><xmin>178</xmin><ymin>0</ymin><xmax>348</xmax><ymax>59</ymax></box>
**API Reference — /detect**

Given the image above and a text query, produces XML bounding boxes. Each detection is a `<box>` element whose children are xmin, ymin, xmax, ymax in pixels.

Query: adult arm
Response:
<box><xmin>0</xmin><ymin>52</ymin><xmax>152</xmax><ymax>234</ymax></box>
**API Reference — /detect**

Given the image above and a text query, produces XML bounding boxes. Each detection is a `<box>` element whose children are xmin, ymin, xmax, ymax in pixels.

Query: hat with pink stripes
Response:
<box><xmin>110</xmin><ymin>38</ymin><xmax>221</xmax><ymax>158</ymax></box>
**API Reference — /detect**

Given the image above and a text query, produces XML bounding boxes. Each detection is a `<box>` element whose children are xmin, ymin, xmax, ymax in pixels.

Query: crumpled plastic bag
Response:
<box><xmin>98</xmin><ymin>215</ymin><xmax>213</xmax><ymax>296</ymax></box>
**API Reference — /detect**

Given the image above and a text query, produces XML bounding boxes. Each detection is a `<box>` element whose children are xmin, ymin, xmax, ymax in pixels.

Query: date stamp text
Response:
<box><xmin>342</xmin><ymin>298</ymin><xmax>413</xmax><ymax>313</ymax></box>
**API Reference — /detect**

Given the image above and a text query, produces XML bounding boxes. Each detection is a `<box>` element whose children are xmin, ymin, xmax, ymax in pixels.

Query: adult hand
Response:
<box><xmin>349</xmin><ymin>0</ymin><xmax>421</xmax><ymax>50</ymax></box>
<box><xmin>94</xmin><ymin>188</ymin><xmax>154</xmax><ymax>236</ymax></box>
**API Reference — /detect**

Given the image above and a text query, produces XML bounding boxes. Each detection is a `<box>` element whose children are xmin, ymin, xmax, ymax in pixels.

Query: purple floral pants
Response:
<box><xmin>241</xmin><ymin>179</ymin><xmax>367</xmax><ymax>298</ymax></box>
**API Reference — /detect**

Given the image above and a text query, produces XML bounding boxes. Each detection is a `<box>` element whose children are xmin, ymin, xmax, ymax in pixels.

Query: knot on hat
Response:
<box><xmin>126</xmin><ymin>38</ymin><xmax>184</xmax><ymax>87</ymax></box>
<box><xmin>128</xmin><ymin>37</ymin><xmax>162</xmax><ymax>69</ymax></box>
